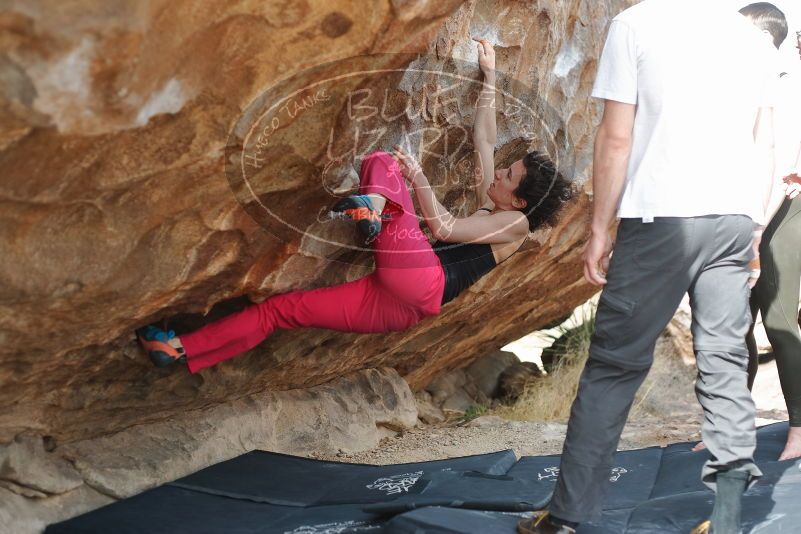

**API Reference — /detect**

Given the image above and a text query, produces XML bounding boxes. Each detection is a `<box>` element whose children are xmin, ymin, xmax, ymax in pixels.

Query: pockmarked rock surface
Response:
<box><xmin>0</xmin><ymin>367</ymin><xmax>417</xmax><ymax>534</ymax></box>
<box><xmin>0</xmin><ymin>0</ymin><xmax>634</xmax><ymax>445</ymax></box>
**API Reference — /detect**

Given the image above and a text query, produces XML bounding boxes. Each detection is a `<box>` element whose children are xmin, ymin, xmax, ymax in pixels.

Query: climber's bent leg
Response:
<box><xmin>182</xmin><ymin>273</ymin><xmax>436</xmax><ymax>373</ymax></box>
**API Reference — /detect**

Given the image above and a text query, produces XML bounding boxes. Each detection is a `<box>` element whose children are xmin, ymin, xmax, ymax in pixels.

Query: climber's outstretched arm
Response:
<box><xmin>472</xmin><ymin>37</ymin><xmax>497</xmax><ymax>210</ymax></box>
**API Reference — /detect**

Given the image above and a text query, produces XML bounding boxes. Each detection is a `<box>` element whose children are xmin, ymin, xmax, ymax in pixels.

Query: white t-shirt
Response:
<box><xmin>592</xmin><ymin>0</ymin><xmax>780</xmax><ymax>223</ymax></box>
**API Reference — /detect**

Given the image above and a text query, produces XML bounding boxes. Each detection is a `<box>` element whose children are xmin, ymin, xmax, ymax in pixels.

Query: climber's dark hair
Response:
<box><xmin>514</xmin><ymin>151</ymin><xmax>574</xmax><ymax>231</ymax></box>
<box><xmin>740</xmin><ymin>2</ymin><xmax>788</xmax><ymax>49</ymax></box>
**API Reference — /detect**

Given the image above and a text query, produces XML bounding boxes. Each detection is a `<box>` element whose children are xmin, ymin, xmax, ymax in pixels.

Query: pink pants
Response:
<box><xmin>181</xmin><ymin>152</ymin><xmax>445</xmax><ymax>373</ymax></box>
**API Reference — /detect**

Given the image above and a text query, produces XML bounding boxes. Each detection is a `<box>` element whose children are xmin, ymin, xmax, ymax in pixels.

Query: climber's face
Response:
<box><xmin>489</xmin><ymin>158</ymin><xmax>527</xmax><ymax>210</ymax></box>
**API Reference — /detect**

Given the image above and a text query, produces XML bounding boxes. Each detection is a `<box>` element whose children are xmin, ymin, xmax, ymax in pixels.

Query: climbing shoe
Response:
<box><xmin>330</xmin><ymin>195</ymin><xmax>388</xmax><ymax>244</ymax></box>
<box><xmin>136</xmin><ymin>325</ymin><xmax>186</xmax><ymax>368</ymax></box>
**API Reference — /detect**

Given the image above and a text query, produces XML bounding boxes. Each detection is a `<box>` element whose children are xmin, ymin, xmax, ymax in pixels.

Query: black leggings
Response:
<box><xmin>747</xmin><ymin>196</ymin><xmax>801</xmax><ymax>427</ymax></box>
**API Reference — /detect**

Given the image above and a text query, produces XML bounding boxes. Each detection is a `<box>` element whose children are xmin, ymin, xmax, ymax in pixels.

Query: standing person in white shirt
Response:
<box><xmin>517</xmin><ymin>1</ymin><xmax>779</xmax><ymax>533</ymax></box>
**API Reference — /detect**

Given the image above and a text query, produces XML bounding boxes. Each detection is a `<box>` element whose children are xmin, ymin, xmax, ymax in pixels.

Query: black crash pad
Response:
<box><xmin>46</xmin><ymin>422</ymin><xmax>797</xmax><ymax>534</ymax></box>
<box><xmin>651</xmin><ymin>421</ymin><xmax>790</xmax><ymax>499</ymax></box>
<box><xmin>382</xmin><ymin>507</ymin><xmax>525</xmax><ymax>533</ymax></box>
<box><xmin>363</xmin><ymin>470</ymin><xmax>550</xmax><ymax>514</ymax></box>
<box><xmin>170</xmin><ymin>448</ymin><xmax>516</xmax><ymax>507</ymax></box>
<box><xmin>627</xmin><ymin>458</ymin><xmax>801</xmax><ymax>533</ymax></box>
<box><xmin>507</xmin><ymin>446</ymin><xmax>664</xmax><ymax>512</ymax></box>
<box><xmin>45</xmin><ymin>450</ymin><xmax>516</xmax><ymax>534</ymax></box>
<box><xmin>382</xmin><ymin>507</ymin><xmax>633</xmax><ymax>534</ymax></box>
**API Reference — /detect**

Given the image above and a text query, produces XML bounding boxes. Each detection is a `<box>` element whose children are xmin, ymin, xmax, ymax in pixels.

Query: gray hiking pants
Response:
<box><xmin>549</xmin><ymin>215</ymin><xmax>763</xmax><ymax>524</ymax></box>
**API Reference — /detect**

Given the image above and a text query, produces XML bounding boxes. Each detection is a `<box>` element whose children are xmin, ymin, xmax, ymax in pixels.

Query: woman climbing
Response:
<box><xmin>136</xmin><ymin>39</ymin><xmax>573</xmax><ymax>373</ymax></box>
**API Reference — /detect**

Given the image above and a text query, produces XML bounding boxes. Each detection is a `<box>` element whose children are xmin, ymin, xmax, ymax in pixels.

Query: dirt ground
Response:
<box><xmin>315</xmin><ymin>359</ymin><xmax>788</xmax><ymax>465</ymax></box>
<box><xmin>315</xmin><ymin>300</ymin><xmax>789</xmax><ymax>465</ymax></box>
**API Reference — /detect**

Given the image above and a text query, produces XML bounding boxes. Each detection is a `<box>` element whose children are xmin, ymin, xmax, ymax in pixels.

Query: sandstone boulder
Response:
<box><xmin>414</xmin><ymin>390</ymin><xmax>446</xmax><ymax>424</ymax></box>
<box><xmin>465</xmin><ymin>350</ymin><xmax>521</xmax><ymax>398</ymax></box>
<box><xmin>0</xmin><ymin>0</ymin><xmax>633</xmax><ymax>453</ymax></box>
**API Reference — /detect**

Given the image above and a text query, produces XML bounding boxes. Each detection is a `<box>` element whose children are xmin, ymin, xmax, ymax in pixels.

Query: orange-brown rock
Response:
<box><xmin>0</xmin><ymin>0</ymin><xmax>635</xmax><ymax>446</ymax></box>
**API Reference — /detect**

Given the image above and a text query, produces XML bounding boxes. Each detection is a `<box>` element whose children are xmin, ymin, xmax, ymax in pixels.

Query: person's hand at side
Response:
<box><xmin>583</xmin><ymin>230</ymin><xmax>613</xmax><ymax>286</ymax></box>
<box><xmin>584</xmin><ymin>100</ymin><xmax>635</xmax><ymax>287</ymax></box>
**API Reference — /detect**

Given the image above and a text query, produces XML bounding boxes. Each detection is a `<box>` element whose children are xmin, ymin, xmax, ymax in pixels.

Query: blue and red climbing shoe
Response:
<box><xmin>136</xmin><ymin>325</ymin><xmax>186</xmax><ymax>368</ymax></box>
<box><xmin>330</xmin><ymin>195</ymin><xmax>389</xmax><ymax>245</ymax></box>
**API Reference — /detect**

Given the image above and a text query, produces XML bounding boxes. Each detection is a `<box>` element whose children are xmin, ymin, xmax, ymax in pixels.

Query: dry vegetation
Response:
<box><xmin>495</xmin><ymin>304</ymin><xmax>675</xmax><ymax>423</ymax></box>
<box><xmin>494</xmin><ymin>307</ymin><xmax>595</xmax><ymax>423</ymax></box>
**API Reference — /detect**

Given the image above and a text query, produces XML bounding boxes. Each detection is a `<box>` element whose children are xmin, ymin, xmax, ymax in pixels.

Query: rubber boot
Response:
<box><xmin>710</xmin><ymin>470</ymin><xmax>749</xmax><ymax>534</ymax></box>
